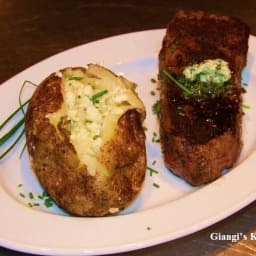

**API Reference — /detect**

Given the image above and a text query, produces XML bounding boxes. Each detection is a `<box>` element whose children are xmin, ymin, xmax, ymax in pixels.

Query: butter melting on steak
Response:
<box><xmin>159</xmin><ymin>10</ymin><xmax>250</xmax><ymax>186</ymax></box>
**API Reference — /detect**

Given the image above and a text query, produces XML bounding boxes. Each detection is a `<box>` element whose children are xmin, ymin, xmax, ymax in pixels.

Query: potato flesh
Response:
<box><xmin>47</xmin><ymin>64</ymin><xmax>145</xmax><ymax>176</ymax></box>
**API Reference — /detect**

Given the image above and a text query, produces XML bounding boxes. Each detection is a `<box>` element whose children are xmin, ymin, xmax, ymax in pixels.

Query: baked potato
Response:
<box><xmin>25</xmin><ymin>64</ymin><xmax>146</xmax><ymax>216</ymax></box>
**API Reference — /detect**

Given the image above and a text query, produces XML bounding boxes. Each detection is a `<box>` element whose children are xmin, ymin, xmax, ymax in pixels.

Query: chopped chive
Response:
<box><xmin>150</xmin><ymin>90</ymin><xmax>156</xmax><ymax>96</ymax></box>
<box><xmin>152</xmin><ymin>100</ymin><xmax>160</xmax><ymax>115</ymax></box>
<box><xmin>33</xmin><ymin>203</ymin><xmax>40</xmax><ymax>207</ymax></box>
<box><xmin>242</xmin><ymin>104</ymin><xmax>251</xmax><ymax>109</ymax></box>
<box><xmin>42</xmin><ymin>191</ymin><xmax>49</xmax><ymax>198</ymax></box>
<box><xmin>150</xmin><ymin>78</ymin><xmax>157</xmax><ymax>83</ymax></box>
<box><xmin>152</xmin><ymin>132</ymin><xmax>160</xmax><ymax>143</ymax></box>
<box><xmin>28</xmin><ymin>192</ymin><xmax>34</xmax><ymax>199</ymax></box>
<box><xmin>17</xmin><ymin>183</ymin><xmax>23</xmax><ymax>187</ymax></box>
<box><xmin>38</xmin><ymin>191</ymin><xmax>48</xmax><ymax>199</ymax></box>
<box><xmin>93</xmin><ymin>135</ymin><xmax>99</xmax><ymax>140</ymax></box>
<box><xmin>44</xmin><ymin>198</ymin><xmax>53</xmax><ymax>208</ymax></box>
<box><xmin>170</xmin><ymin>47</ymin><xmax>175</xmax><ymax>53</ymax></box>
<box><xmin>143</xmin><ymin>126</ymin><xmax>148</xmax><ymax>131</ymax></box>
<box><xmin>162</xmin><ymin>69</ymin><xmax>192</xmax><ymax>95</ymax></box>
<box><xmin>19</xmin><ymin>192</ymin><xmax>25</xmax><ymax>198</ymax></box>
<box><xmin>152</xmin><ymin>160</ymin><xmax>157</xmax><ymax>165</ymax></box>
<box><xmin>90</xmin><ymin>90</ymin><xmax>108</xmax><ymax>104</ymax></box>
<box><xmin>69</xmin><ymin>77</ymin><xmax>84</xmax><ymax>81</ymax></box>
<box><xmin>65</xmin><ymin>74</ymin><xmax>84</xmax><ymax>81</ymax></box>
<box><xmin>153</xmin><ymin>182</ymin><xmax>160</xmax><ymax>188</ymax></box>
<box><xmin>147</xmin><ymin>166</ymin><xmax>159</xmax><ymax>176</ymax></box>
<box><xmin>36</xmin><ymin>190</ymin><xmax>54</xmax><ymax>208</ymax></box>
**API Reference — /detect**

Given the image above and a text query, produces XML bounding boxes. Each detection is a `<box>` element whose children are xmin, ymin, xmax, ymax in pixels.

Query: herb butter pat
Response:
<box><xmin>166</xmin><ymin>58</ymin><xmax>234</xmax><ymax>99</ymax></box>
<box><xmin>183</xmin><ymin>59</ymin><xmax>231</xmax><ymax>84</ymax></box>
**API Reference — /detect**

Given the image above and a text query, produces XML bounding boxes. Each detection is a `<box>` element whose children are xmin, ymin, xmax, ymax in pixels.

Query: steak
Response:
<box><xmin>158</xmin><ymin>10</ymin><xmax>250</xmax><ymax>186</ymax></box>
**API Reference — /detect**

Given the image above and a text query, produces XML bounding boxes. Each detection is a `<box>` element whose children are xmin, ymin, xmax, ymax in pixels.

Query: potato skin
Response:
<box><xmin>25</xmin><ymin>67</ymin><xmax>146</xmax><ymax>216</ymax></box>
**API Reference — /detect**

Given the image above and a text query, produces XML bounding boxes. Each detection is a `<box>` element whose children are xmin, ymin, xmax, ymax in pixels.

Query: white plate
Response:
<box><xmin>0</xmin><ymin>29</ymin><xmax>256</xmax><ymax>256</ymax></box>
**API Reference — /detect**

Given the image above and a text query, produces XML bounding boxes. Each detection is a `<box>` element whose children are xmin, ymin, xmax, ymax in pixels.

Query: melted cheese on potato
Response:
<box><xmin>47</xmin><ymin>64</ymin><xmax>145</xmax><ymax>176</ymax></box>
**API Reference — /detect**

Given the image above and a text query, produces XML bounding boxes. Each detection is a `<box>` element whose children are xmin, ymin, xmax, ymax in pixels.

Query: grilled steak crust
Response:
<box><xmin>159</xmin><ymin>10</ymin><xmax>250</xmax><ymax>186</ymax></box>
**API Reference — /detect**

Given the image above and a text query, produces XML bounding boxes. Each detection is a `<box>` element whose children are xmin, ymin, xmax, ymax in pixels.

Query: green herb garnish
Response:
<box><xmin>162</xmin><ymin>65</ymin><xmax>230</xmax><ymax>100</ymax></box>
<box><xmin>162</xmin><ymin>70</ymin><xmax>192</xmax><ymax>96</ymax></box>
<box><xmin>152</xmin><ymin>132</ymin><xmax>160</xmax><ymax>143</ymax></box>
<box><xmin>44</xmin><ymin>197</ymin><xmax>54</xmax><ymax>208</ymax></box>
<box><xmin>151</xmin><ymin>160</ymin><xmax>157</xmax><ymax>166</ymax></box>
<box><xmin>178</xmin><ymin>74</ymin><xmax>229</xmax><ymax>99</ymax></box>
<box><xmin>93</xmin><ymin>135</ymin><xmax>99</xmax><ymax>140</ymax></box>
<box><xmin>150</xmin><ymin>78</ymin><xmax>157</xmax><ymax>83</ymax></box>
<box><xmin>0</xmin><ymin>80</ymin><xmax>37</xmax><ymax>159</ymax></box>
<box><xmin>150</xmin><ymin>90</ymin><xmax>156</xmax><ymax>96</ymax></box>
<box><xmin>0</xmin><ymin>129</ymin><xmax>25</xmax><ymax>160</ymax></box>
<box><xmin>0</xmin><ymin>118</ymin><xmax>25</xmax><ymax>146</ymax></box>
<box><xmin>28</xmin><ymin>192</ymin><xmax>34</xmax><ymax>199</ymax></box>
<box><xmin>41</xmin><ymin>191</ymin><xmax>49</xmax><ymax>198</ymax></box>
<box><xmin>170</xmin><ymin>47</ymin><xmax>176</xmax><ymax>54</ymax></box>
<box><xmin>153</xmin><ymin>182</ymin><xmax>160</xmax><ymax>188</ymax></box>
<box><xmin>152</xmin><ymin>100</ymin><xmax>160</xmax><ymax>116</ymax></box>
<box><xmin>65</xmin><ymin>74</ymin><xmax>84</xmax><ymax>81</ymax></box>
<box><xmin>19</xmin><ymin>192</ymin><xmax>25</xmax><ymax>198</ymax></box>
<box><xmin>18</xmin><ymin>80</ymin><xmax>37</xmax><ymax>115</ymax></box>
<box><xmin>17</xmin><ymin>186</ymin><xmax>54</xmax><ymax>209</ymax></box>
<box><xmin>176</xmin><ymin>106</ymin><xmax>185</xmax><ymax>116</ymax></box>
<box><xmin>90</xmin><ymin>90</ymin><xmax>108</xmax><ymax>104</ymax></box>
<box><xmin>242</xmin><ymin>104</ymin><xmax>251</xmax><ymax>109</ymax></box>
<box><xmin>143</xmin><ymin>126</ymin><xmax>148</xmax><ymax>132</ymax></box>
<box><xmin>147</xmin><ymin>166</ymin><xmax>159</xmax><ymax>176</ymax></box>
<box><xmin>0</xmin><ymin>99</ymin><xmax>30</xmax><ymax>130</ymax></box>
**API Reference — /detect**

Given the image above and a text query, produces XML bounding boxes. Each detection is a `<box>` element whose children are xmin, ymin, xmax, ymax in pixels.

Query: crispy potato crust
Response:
<box><xmin>25</xmin><ymin>67</ymin><xmax>146</xmax><ymax>216</ymax></box>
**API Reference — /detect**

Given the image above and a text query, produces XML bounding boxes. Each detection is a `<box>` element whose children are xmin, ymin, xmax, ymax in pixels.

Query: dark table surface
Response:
<box><xmin>0</xmin><ymin>0</ymin><xmax>256</xmax><ymax>255</ymax></box>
